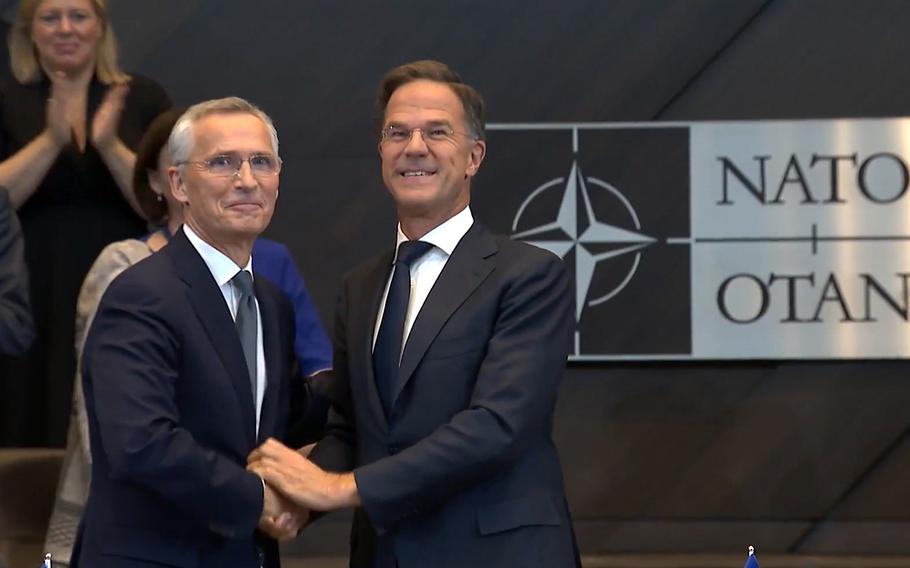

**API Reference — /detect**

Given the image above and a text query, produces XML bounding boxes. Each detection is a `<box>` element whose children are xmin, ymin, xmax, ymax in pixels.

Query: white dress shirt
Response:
<box><xmin>372</xmin><ymin>206</ymin><xmax>474</xmax><ymax>355</ymax></box>
<box><xmin>184</xmin><ymin>225</ymin><xmax>266</xmax><ymax>433</ymax></box>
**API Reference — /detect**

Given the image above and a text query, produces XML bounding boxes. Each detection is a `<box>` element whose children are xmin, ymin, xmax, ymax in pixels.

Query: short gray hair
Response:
<box><xmin>167</xmin><ymin>97</ymin><xmax>279</xmax><ymax>165</ymax></box>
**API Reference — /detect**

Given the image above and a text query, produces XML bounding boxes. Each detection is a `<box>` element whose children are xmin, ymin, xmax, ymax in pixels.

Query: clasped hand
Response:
<box><xmin>258</xmin><ymin>481</ymin><xmax>308</xmax><ymax>542</ymax></box>
<box><xmin>255</xmin><ymin>441</ymin><xmax>322</xmax><ymax>541</ymax></box>
<box><xmin>248</xmin><ymin>438</ymin><xmax>356</xmax><ymax>515</ymax></box>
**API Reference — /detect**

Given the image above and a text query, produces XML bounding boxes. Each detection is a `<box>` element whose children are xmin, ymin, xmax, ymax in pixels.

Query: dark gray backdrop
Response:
<box><xmin>30</xmin><ymin>0</ymin><xmax>910</xmax><ymax>556</ymax></box>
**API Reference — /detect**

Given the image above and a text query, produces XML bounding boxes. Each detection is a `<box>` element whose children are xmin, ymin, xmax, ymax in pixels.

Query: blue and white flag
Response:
<box><xmin>743</xmin><ymin>545</ymin><xmax>760</xmax><ymax>568</ymax></box>
<box><xmin>42</xmin><ymin>553</ymin><xmax>51</xmax><ymax>568</ymax></box>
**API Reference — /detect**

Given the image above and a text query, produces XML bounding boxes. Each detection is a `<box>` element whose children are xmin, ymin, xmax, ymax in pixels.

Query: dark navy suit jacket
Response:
<box><xmin>311</xmin><ymin>222</ymin><xmax>580</xmax><ymax>568</ymax></box>
<box><xmin>79</xmin><ymin>229</ymin><xmax>307</xmax><ymax>568</ymax></box>
<box><xmin>0</xmin><ymin>187</ymin><xmax>33</xmax><ymax>356</ymax></box>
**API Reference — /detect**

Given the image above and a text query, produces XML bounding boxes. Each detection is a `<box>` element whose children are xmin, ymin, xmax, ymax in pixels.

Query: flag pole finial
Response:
<box><xmin>748</xmin><ymin>546</ymin><xmax>755</xmax><ymax>556</ymax></box>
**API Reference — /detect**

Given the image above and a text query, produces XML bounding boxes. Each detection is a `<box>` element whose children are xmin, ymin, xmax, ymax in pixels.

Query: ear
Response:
<box><xmin>465</xmin><ymin>138</ymin><xmax>487</xmax><ymax>178</ymax></box>
<box><xmin>167</xmin><ymin>166</ymin><xmax>189</xmax><ymax>206</ymax></box>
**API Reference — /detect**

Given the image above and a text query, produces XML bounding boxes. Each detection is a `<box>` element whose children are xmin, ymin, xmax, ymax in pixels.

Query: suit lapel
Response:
<box><xmin>355</xmin><ymin>251</ymin><xmax>395</xmax><ymax>426</ymax></box>
<box><xmin>394</xmin><ymin>224</ymin><xmax>497</xmax><ymax>407</ymax></box>
<box><xmin>168</xmin><ymin>229</ymin><xmax>257</xmax><ymax>447</ymax></box>
<box><xmin>255</xmin><ymin>278</ymin><xmax>282</xmax><ymax>442</ymax></box>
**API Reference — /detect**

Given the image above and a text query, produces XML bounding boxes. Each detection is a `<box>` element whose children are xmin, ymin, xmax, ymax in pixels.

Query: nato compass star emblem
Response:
<box><xmin>511</xmin><ymin>161</ymin><xmax>656</xmax><ymax>331</ymax></box>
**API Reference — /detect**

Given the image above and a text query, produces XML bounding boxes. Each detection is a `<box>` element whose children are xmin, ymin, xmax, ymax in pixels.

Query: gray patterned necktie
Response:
<box><xmin>231</xmin><ymin>270</ymin><xmax>257</xmax><ymax>399</ymax></box>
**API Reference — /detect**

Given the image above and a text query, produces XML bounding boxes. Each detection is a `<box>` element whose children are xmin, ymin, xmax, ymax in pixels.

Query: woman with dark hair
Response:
<box><xmin>44</xmin><ymin>107</ymin><xmax>333</xmax><ymax>567</ymax></box>
<box><xmin>0</xmin><ymin>0</ymin><xmax>171</xmax><ymax>446</ymax></box>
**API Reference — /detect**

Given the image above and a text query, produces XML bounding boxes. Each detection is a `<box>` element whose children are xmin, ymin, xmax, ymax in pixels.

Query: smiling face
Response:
<box><xmin>168</xmin><ymin>112</ymin><xmax>279</xmax><ymax>256</ymax></box>
<box><xmin>30</xmin><ymin>0</ymin><xmax>102</xmax><ymax>76</ymax></box>
<box><xmin>379</xmin><ymin>79</ymin><xmax>485</xmax><ymax>227</ymax></box>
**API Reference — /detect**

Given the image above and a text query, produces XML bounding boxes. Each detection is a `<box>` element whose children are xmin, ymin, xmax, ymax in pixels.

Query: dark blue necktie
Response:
<box><xmin>373</xmin><ymin>240</ymin><xmax>433</xmax><ymax>416</ymax></box>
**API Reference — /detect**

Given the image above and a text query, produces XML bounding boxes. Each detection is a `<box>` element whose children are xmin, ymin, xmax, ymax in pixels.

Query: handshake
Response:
<box><xmin>247</xmin><ymin>438</ymin><xmax>360</xmax><ymax>541</ymax></box>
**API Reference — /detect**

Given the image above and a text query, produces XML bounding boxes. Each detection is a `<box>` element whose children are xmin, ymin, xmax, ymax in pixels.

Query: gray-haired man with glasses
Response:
<box><xmin>78</xmin><ymin>97</ymin><xmax>315</xmax><ymax>568</ymax></box>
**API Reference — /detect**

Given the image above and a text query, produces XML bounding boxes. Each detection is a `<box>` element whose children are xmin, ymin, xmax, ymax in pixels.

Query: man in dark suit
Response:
<box><xmin>249</xmin><ymin>61</ymin><xmax>579</xmax><ymax>567</ymax></box>
<box><xmin>79</xmin><ymin>97</ymin><xmax>308</xmax><ymax>568</ymax></box>
<box><xmin>0</xmin><ymin>186</ymin><xmax>34</xmax><ymax>355</ymax></box>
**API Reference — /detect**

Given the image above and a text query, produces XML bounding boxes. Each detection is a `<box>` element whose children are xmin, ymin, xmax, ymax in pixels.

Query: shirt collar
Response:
<box><xmin>394</xmin><ymin>206</ymin><xmax>474</xmax><ymax>259</ymax></box>
<box><xmin>183</xmin><ymin>224</ymin><xmax>253</xmax><ymax>287</ymax></box>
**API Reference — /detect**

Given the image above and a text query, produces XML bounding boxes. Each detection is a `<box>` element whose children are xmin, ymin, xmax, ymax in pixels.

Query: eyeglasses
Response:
<box><xmin>177</xmin><ymin>154</ymin><xmax>282</xmax><ymax>177</ymax></box>
<box><xmin>379</xmin><ymin>124</ymin><xmax>471</xmax><ymax>146</ymax></box>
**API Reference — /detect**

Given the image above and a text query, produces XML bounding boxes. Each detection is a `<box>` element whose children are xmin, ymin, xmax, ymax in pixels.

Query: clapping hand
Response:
<box><xmin>45</xmin><ymin>71</ymin><xmax>130</xmax><ymax>153</ymax></box>
<box><xmin>90</xmin><ymin>81</ymin><xmax>130</xmax><ymax>152</ymax></box>
<box><xmin>45</xmin><ymin>74</ymin><xmax>73</xmax><ymax>148</ymax></box>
